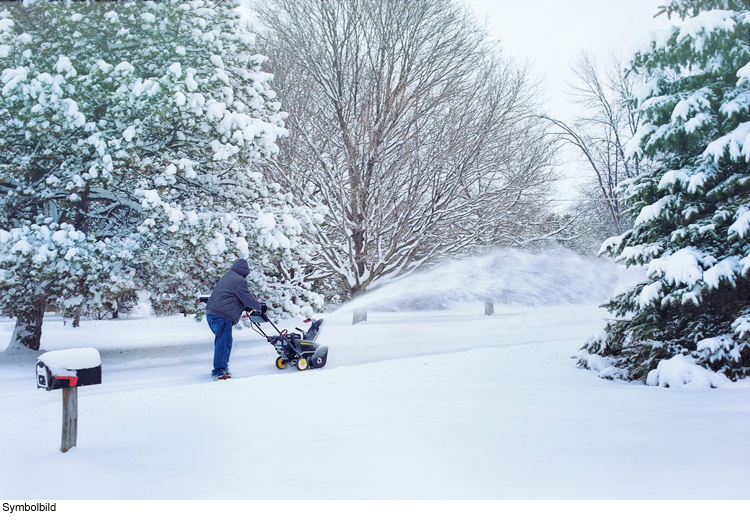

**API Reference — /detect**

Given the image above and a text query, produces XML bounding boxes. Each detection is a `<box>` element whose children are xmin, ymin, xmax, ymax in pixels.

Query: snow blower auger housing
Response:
<box><xmin>245</xmin><ymin>310</ymin><xmax>328</xmax><ymax>371</ymax></box>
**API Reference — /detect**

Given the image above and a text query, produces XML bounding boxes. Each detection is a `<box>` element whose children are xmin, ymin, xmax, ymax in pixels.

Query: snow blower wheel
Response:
<box><xmin>276</xmin><ymin>357</ymin><xmax>286</xmax><ymax>370</ymax></box>
<box><xmin>296</xmin><ymin>357</ymin><xmax>308</xmax><ymax>371</ymax></box>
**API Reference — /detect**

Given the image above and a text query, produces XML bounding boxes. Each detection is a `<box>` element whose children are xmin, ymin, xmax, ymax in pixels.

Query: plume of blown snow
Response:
<box><xmin>332</xmin><ymin>248</ymin><xmax>617</xmax><ymax>318</ymax></box>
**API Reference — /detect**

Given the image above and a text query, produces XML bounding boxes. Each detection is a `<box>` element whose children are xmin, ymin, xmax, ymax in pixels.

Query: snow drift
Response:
<box><xmin>646</xmin><ymin>354</ymin><xmax>729</xmax><ymax>389</ymax></box>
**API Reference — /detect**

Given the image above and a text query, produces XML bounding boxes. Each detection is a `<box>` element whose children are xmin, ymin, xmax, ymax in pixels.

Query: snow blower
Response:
<box><xmin>245</xmin><ymin>309</ymin><xmax>328</xmax><ymax>371</ymax></box>
<box><xmin>197</xmin><ymin>296</ymin><xmax>328</xmax><ymax>371</ymax></box>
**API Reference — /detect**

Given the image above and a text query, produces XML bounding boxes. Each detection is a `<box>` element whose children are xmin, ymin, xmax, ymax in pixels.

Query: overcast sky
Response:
<box><xmin>463</xmin><ymin>0</ymin><xmax>676</xmax><ymax>197</ymax></box>
<box><xmin>466</xmin><ymin>0</ymin><xmax>675</xmax><ymax>121</ymax></box>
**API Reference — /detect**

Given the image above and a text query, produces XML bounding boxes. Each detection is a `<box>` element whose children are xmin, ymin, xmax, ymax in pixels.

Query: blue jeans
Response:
<box><xmin>207</xmin><ymin>314</ymin><xmax>233</xmax><ymax>377</ymax></box>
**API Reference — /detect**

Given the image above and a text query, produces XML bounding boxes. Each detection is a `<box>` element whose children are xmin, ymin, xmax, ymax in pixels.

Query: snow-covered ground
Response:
<box><xmin>1</xmin><ymin>297</ymin><xmax>749</xmax><ymax>499</ymax></box>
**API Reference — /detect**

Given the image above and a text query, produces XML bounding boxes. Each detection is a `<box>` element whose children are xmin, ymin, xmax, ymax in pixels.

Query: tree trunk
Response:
<box><xmin>10</xmin><ymin>298</ymin><xmax>45</xmax><ymax>351</ymax></box>
<box><xmin>484</xmin><ymin>300</ymin><xmax>494</xmax><ymax>316</ymax></box>
<box><xmin>72</xmin><ymin>305</ymin><xmax>82</xmax><ymax>328</ymax></box>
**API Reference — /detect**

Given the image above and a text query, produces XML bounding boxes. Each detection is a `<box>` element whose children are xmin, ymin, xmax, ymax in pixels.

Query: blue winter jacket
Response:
<box><xmin>206</xmin><ymin>259</ymin><xmax>262</xmax><ymax>324</ymax></box>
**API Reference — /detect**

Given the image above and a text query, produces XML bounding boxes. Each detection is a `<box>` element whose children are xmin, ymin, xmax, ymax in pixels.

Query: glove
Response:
<box><xmin>260</xmin><ymin>303</ymin><xmax>268</xmax><ymax>314</ymax></box>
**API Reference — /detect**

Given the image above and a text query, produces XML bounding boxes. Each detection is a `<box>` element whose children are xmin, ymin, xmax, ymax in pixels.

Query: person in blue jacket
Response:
<box><xmin>205</xmin><ymin>258</ymin><xmax>266</xmax><ymax>380</ymax></box>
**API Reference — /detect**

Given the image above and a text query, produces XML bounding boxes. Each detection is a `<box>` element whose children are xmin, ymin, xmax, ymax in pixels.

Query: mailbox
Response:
<box><xmin>36</xmin><ymin>348</ymin><xmax>102</xmax><ymax>391</ymax></box>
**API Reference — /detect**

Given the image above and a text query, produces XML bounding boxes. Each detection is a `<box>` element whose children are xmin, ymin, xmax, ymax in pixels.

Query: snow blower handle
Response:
<box><xmin>246</xmin><ymin>309</ymin><xmax>269</xmax><ymax>322</ymax></box>
<box><xmin>245</xmin><ymin>304</ymin><xmax>285</xmax><ymax>336</ymax></box>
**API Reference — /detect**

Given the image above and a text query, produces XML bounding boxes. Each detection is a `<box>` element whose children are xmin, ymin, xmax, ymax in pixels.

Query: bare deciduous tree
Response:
<box><xmin>253</xmin><ymin>0</ymin><xmax>556</xmax><ymax>298</ymax></box>
<box><xmin>547</xmin><ymin>51</ymin><xmax>646</xmax><ymax>240</ymax></box>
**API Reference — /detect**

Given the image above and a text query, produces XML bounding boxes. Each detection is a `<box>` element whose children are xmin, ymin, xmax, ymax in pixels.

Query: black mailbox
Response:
<box><xmin>36</xmin><ymin>348</ymin><xmax>102</xmax><ymax>391</ymax></box>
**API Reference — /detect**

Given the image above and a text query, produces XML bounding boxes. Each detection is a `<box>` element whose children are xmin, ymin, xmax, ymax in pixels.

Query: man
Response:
<box><xmin>206</xmin><ymin>258</ymin><xmax>266</xmax><ymax>380</ymax></box>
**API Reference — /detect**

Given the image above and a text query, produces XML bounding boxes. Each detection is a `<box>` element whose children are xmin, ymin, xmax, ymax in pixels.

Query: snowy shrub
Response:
<box><xmin>581</xmin><ymin>0</ymin><xmax>750</xmax><ymax>382</ymax></box>
<box><xmin>646</xmin><ymin>354</ymin><xmax>729</xmax><ymax>388</ymax></box>
<box><xmin>0</xmin><ymin>1</ymin><xmax>320</xmax><ymax>349</ymax></box>
<box><xmin>79</xmin><ymin>289</ymin><xmax>139</xmax><ymax>321</ymax></box>
<box><xmin>573</xmin><ymin>348</ymin><xmax>629</xmax><ymax>381</ymax></box>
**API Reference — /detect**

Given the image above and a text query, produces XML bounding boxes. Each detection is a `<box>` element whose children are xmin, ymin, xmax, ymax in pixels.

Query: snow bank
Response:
<box><xmin>646</xmin><ymin>354</ymin><xmax>728</xmax><ymax>389</ymax></box>
<box><xmin>37</xmin><ymin>348</ymin><xmax>101</xmax><ymax>376</ymax></box>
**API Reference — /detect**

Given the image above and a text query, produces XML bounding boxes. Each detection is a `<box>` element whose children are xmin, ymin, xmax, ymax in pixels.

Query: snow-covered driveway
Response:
<box><xmin>1</xmin><ymin>304</ymin><xmax>748</xmax><ymax>499</ymax></box>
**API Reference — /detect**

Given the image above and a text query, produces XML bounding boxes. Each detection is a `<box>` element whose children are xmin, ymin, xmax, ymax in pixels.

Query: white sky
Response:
<box><xmin>466</xmin><ymin>0</ymin><xmax>675</xmax><ymax>120</ymax></box>
<box><xmin>465</xmin><ymin>0</ymin><xmax>677</xmax><ymax>199</ymax></box>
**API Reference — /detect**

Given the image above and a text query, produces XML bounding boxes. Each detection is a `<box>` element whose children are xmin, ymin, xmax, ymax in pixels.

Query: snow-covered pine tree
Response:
<box><xmin>0</xmin><ymin>0</ymin><xmax>321</xmax><ymax>351</ymax></box>
<box><xmin>581</xmin><ymin>0</ymin><xmax>750</xmax><ymax>381</ymax></box>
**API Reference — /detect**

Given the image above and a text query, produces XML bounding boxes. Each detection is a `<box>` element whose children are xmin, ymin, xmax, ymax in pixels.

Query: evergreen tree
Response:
<box><xmin>0</xmin><ymin>0</ymin><xmax>321</xmax><ymax>351</ymax></box>
<box><xmin>582</xmin><ymin>0</ymin><xmax>750</xmax><ymax>381</ymax></box>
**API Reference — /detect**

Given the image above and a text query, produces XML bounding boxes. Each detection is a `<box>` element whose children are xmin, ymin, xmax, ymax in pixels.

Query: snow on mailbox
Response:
<box><xmin>36</xmin><ymin>348</ymin><xmax>101</xmax><ymax>453</ymax></box>
<box><xmin>36</xmin><ymin>348</ymin><xmax>101</xmax><ymax>391</ymax></box>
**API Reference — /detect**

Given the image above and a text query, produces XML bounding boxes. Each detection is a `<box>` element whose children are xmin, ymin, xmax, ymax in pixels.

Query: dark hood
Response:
<box><xmin>231</xmin><ymin>258</ymin><xmax>250</xmax><ymax>278</ymax></box>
